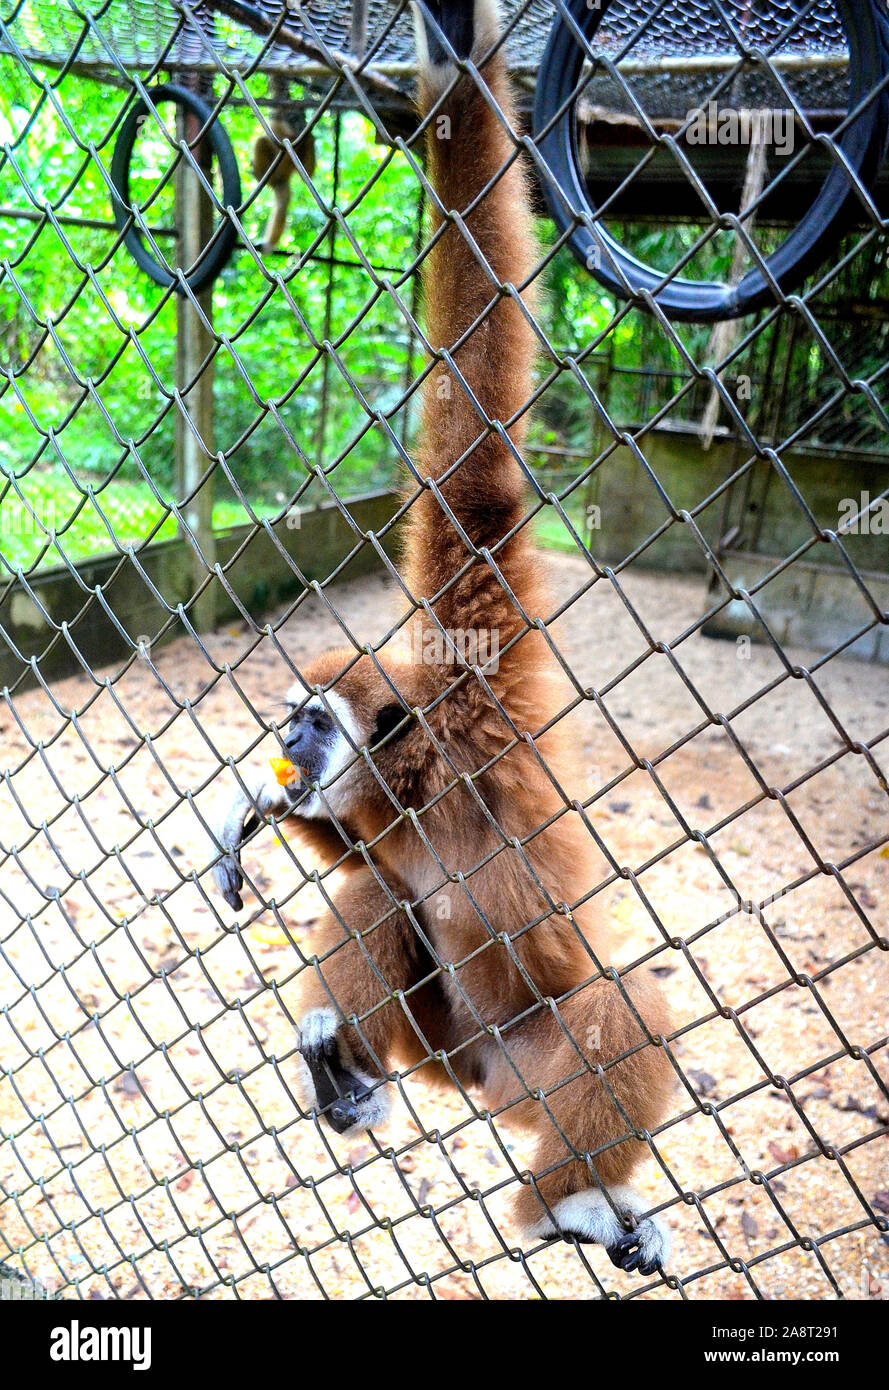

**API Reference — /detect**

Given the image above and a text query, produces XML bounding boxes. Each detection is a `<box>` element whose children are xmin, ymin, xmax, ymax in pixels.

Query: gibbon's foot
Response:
<box><xmin>412</xmin><ymin>0</ymin><xmax>501</xmax><ymax>74</ymax></box>
<box><xmin>606</xmin><ymin>1220</ymin><xmax>669</xmax><ymax>1277</ymax></box>
<box><xmin>529</xmin><ymin>1184</ymin><xmax>671</xmax><ymax>1278</ymax></box>
<box><xmin>297</xmin><ymin>1009</ymin><xmax>390</xmax><ymax>1134</ymax></box>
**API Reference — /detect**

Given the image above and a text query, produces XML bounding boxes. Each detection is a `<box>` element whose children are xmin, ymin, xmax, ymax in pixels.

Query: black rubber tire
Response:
<box><xmin>110</xmin><ymin>83</ymin><xmax>241</xmax><ymax>295</ymax></box>
<box><xmin>533</xmin><ymin>0</ymin><xmax>889</xmax><ymax>321</ymax></box>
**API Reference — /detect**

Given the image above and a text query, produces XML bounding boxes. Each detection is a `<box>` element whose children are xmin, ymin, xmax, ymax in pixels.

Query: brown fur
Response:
<box><xmin>252</xmin><ymin>119</ymin><xmax>316</xmax><ymax>252</ymax></box>
<box><xmin>289</xmin><ymin>41</ymin><xmax>673</xmax><ymax>1234</ymax></box>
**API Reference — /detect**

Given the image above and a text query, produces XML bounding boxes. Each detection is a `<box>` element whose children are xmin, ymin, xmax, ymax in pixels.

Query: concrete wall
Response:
<box><xmin>589</xmin><ymin>425</ymin><xmax>888</xmax><ymax>572</ymax></box>
<box><xmin>3</xmin><ymin>425</ymin><xmax>887</xmax><ymax>692</ymax></box>
<box><xmin>702</xmin><ymin>551</ymin><xmax>889</xmax><ymax>663</ymax></box>
<box><xmin>0</xmin><ymin>490</ymin><xmax>401</xmax><ymax>692</ymax></box>
<box><xmin>588</xmin><ymin>424</ymin><xmax>889</xmax><ymax>661</ymax></box>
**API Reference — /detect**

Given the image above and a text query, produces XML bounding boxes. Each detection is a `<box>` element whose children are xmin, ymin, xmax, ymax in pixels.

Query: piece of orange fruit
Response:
<box><xmin>269</xmin><ymin>757</ymin><xmax>299</xmax><ymax>786</ymax></box>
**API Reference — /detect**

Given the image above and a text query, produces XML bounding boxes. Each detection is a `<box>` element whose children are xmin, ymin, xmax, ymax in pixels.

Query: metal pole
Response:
<box><xmin>399</xmin><ymin>184</ymin><xmax>426</xmax><ymax>452</ymax></box>
<box><xmin>350</xmin><ymin>0</ymin><xmax>368</xmax><ymax>59</ymax></box>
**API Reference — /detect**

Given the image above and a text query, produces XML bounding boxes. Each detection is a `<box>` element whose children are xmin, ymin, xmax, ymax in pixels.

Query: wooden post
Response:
<box><xmin>175</xmin><ymin>104</ymin><xmax>217</xmax><ymax>634</ymax></box>
<box><xmin>584</xmin><ymin>338</ymin><xmax>613</xmax><ymax>548</ymax></box>
<box><xmin>350</xmin><ymin>0</ymin><xmax>368</xmax><ymax>58</ymax></box>
<box><xmin>314</xmin><ymin>112</ymin><xmax>342</xmax><ymax>472</ymax></box>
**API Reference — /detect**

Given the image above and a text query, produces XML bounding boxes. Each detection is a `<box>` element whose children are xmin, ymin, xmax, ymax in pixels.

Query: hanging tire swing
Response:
<box><xmin>533</xmin><ymin>0</ymin><xmax>889</xmax><ymax>321</ymax></box>
<box><xmin>110</xmin><ymin>83</ymin><xmax>241</xmax><ymax>295</ymax></box>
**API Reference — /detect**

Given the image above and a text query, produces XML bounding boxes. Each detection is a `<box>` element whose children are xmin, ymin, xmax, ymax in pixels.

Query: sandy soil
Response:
<box><xmin>0</xmin><ymin>553</ymin><xmax>887</xmax><ymax>1301</ymax></box>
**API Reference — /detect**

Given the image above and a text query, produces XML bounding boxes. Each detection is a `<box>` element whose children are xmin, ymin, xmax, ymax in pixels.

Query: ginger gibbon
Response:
<box><xmin>212</xmin><ymin>0</ymin><xmax>674</xmax><ymax>1276</ymax></box>
<box><xmin>251</xmin><ymin>97</ymin><xmax>316</xmax><ymax>252</ymax></box>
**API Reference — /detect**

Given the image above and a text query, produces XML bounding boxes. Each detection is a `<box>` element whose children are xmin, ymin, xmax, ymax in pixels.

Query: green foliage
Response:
<box><xmin>1</xmin><ymin>61</ymin><xmax>886</xmax><ymax>575</ymax></box>
<box><xmin>0</xmin><ymin>463</ymin><xmax>256</xmax><ymax>571</ymax></box>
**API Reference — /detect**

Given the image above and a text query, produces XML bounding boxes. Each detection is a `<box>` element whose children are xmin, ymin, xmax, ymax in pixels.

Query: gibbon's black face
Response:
<box><xmin>279</xmin><ymin>648</ymin><xmax>427</xmax><ymax>828</ymax></box>
<box><xmin>280</xmin><ymin>677</ymin><xmax>363</xmax><ymax>821</ymax></box>
<box><xmin>284</xmin><ymin>701</ymin><xmax>338</xmax><ymax>786</ymax></box>
<box><xmin>286</xmin><ymin>696</ymin><xmax>407</xmax><ymax>777</ymax></box>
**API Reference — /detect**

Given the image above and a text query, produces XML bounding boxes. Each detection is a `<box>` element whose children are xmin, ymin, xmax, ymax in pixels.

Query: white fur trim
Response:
<box><xmin>298</xmin><ymin>1007</ymin><xmax>338</xmax><ymax>1051</ymax></box>
<box><xmin>530</xmin><ymin>1187</ymin><xmax>624</xmax><ymax>1246</ymax></box>
<box><xmin>284</xmin><ymin>681</ymin><xmax>363</xmax><ymax>819</ymax></box>
<box><xmin>528</xmin><ymin>1183</ymin><xmax>672</xmax><ymax>1265</ymax></box>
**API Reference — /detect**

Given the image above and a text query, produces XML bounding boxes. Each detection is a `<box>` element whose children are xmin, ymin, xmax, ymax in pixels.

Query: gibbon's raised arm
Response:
<box><xmin>403</xmin><ymin>0</ymin><xmax>544</xmax><ymax>649</ymax></box>
<box><xmin>209</xmin><ymin>0</ymin><xmax>546</xmax><ymax>902</ymax></box>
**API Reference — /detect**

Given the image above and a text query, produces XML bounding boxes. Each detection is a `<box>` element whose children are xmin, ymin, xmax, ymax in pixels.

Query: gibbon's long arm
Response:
<box><xmin>209</xmin><ymin>1</ymin><xmax>543</xmax><ymax>909</ymax></box>
<box><xmin>211</xmin><ymin>746</ymin><xmax>358</xmax><ymax>911</ymax></box>
<box><xmin>212</xmin><ymin>770</ymin><xmax>290</xmax><ymax>910</ymax></box>
<box><xmin>404</xmin><ymin>0</ymin><xmax>543</xmax><ymax>649</ymax></box>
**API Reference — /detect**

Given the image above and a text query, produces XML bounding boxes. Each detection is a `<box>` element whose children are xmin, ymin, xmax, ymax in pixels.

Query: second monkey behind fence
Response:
<box><xmin>210</xmin><ymin>0</ymin><xmax>674</xmax><ymax>1277</ymax></box>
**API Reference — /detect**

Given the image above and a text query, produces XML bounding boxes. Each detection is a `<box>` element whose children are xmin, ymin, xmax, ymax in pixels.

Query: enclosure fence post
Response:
<box><xmin>350</xmin><ymin>0</ymin><xmax>368</xmax><ymax>59</ymax></box>
<box><xmin>175</xmin><ymin>101</ymin><xmax>217</xmax><ymax>634</ymax></box>
<box><xmin>399</xmin><ymin>185</ymin><xmax>426</xmax><ymax>452</ymax></box>
<box><xmin>315</xmin><ymin>111</ymin><xmax>342</xmax><ymax>472</ymax></box>
<box><xmin>584</xmin><ymin>338</ymin><xmax>612</xmax><ymax>548</ymax></box>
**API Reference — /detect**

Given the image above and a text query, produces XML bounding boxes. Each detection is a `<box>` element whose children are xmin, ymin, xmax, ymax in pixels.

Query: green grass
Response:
<box><xmin>533</xmin><ymin>508</ymin><xmax>592</xmax><ymax>553</ymax></box>
<box><xmin>0</xmin><ymin>468</ymin><xmax>279</xmax><ymax>573</ymax></box>
<box><xmin>1</xmin><ymin>466</ymin><xmax>592</xmax><ymax>574</ymax></box>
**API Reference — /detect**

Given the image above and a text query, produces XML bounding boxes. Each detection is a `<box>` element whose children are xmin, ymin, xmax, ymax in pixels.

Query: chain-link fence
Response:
<box><xmin>0</xmin><ymin>0</ymin><xmax>887</xmax><ymax>1301</ymax></box>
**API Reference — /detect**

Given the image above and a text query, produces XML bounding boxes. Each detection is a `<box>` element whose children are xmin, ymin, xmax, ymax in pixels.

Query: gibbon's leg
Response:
<box><xmin>296</xmin><ymin>869</ymin><xmax>437</xmax><ymax>1134</ymax></box>
<box><xmin>260</xmin><ymin>173</ymin><xmax>291</xmax><ymax>254</ymax></box>
<box><xmin>252</xmin><ymin>127</ymin><xmax>288</xmax><ymax>252</ymax></box>
<box><xmin>251</xmin><ymin>122</ymin><xmax>316</xmax><ymax>253</ymax></box>
<box><xmin>489</xmin><ymin>974</ymin><xmax>674</xmax><ymax>1275</ymax></box>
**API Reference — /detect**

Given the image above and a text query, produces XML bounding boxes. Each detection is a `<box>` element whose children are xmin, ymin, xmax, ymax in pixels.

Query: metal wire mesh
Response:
<box><xmin>0</xmin><ymin>0</ymin><xmax>854</xmax><ymax>97</ymax></box>
<box><xmin>0</xmin><ymin>0</ymin><xmax>887</xmax><ymax>1301</ymax></box>
<box><xmin>0</xmin><ymin>0</ymin><xmax>551</xmax><ymax>82</ymax></box>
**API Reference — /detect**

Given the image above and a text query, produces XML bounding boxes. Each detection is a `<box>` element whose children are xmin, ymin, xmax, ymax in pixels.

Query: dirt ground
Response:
<box><xmin>0</xmin><ymin>553</ymin><xmax>887</xmax><ymax>1301</ymax></box>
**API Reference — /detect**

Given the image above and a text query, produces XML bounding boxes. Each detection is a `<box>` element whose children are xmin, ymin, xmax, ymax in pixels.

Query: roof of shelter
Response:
<box><xmin>0</xmin><ymin>0</ymin><xmax>850</xmax><ymax>115</ymax></box>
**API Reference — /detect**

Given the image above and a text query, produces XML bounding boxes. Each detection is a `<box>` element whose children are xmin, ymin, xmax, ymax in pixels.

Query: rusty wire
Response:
<box><xmin>0</xmin><ymin>0</ymin><xmax>887</xmax><ymax>1301</ymax></box>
